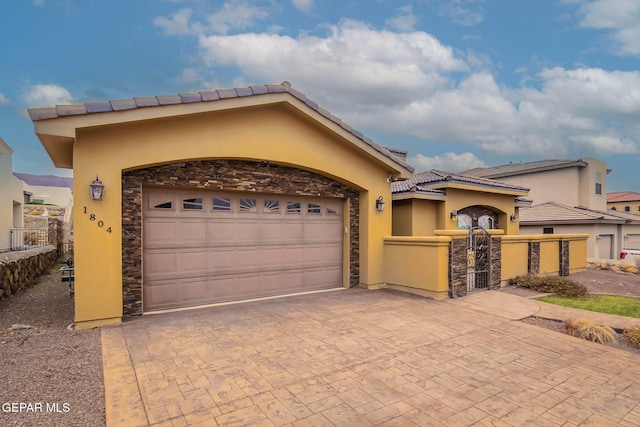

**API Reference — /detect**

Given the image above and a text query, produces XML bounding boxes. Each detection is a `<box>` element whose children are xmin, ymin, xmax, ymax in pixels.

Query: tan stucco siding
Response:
<box><xmin>383</xmin><ymin>236</ymin><xmax>450</xmax><ymax>299</ymax></box>
<box><xmin>72</xmin><ymin>104</ymin><xmax>396</xmax><ymax>325</ymax></box>
<box><xmin>501</xmin><ymin>237</ymin><xmax>529</xmax><ymax>281</ymax></box>
<box><xmin>608</xmin><ymin>201</ymin><xmax>640</xmax><ymax>215</ymax></box>
<box><xmin>497</xmin><ymin>168</ymin><xmax>580</xmax><ymax>207</ymax></box>
<box><xmin>392</xmin><ymin>201</ymin><xmax>413</xmax><ymax>236</ymax></box>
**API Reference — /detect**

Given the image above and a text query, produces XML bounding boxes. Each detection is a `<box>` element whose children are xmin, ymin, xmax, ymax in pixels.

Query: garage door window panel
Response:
<box><xmin>182</xmin><ymin>197</ymin><xmax>203</xmax><ymax>210</ymax></box>
<box><xmin>148</xmin><ymin>193</ymin><xmax>174</xmax><ymax>210</ymax></box>
<box><xmin>239</xmin><ymin>198</ymin><xmax>257</xmax><ymax>213</ymax></box>
<box><xmin>213</xmin><ymin>197</ymin><xmax>232</xmax><ymax>212</ymax></box>
<box><xmin>264</xmin><ymin>199</ymin><xmax>280</xmax><ymax>214</ymax></box>
<box><xmin>307</xmin><ymin>203</ymin><xmax>321</xmax><ymax>214</ymax></box>
<box><xmin>287</xmin><ymin>202</ymin><xmax>301</xmax><ymax>214</ymax></box>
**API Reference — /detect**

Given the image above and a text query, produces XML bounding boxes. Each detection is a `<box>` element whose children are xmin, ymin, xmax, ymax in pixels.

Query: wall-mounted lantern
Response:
<box><xmin>375</xmin><ymin>196</ymin><xmax>385</xmax><ymax>212</ymax></box>
<box><xmin>510</xmin><ymin>213</ymin><xmax>517</xmax><ymax>223</ymax></box>
<box><xmin>450</xmin><ymin>210</ymin><xmax>458</xmax><ymax>222</ymax></box>
<box><xmin>90</xmin><ymin>176</ymin><xmax>105</xmax><ymax>201</ymax></box>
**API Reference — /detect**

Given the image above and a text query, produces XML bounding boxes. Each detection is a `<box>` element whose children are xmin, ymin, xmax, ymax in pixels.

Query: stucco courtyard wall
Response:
<box><xmin>383</xmin><ymin>233</ymin><xmax>588</xmax><ymax>297</ymax></box>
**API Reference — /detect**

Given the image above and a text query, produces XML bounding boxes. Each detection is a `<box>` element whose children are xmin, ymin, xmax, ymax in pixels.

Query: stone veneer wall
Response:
<box><xmin>122</xmin><ymin>160</ymin><xmax>360</xmax><ymax>317</ymax></box>
<box><xmin>490</xmin><ymin>236</ymin><xmax>501</xmax><ymax>289</ymax></box>
<box><xmin>0</xmin><ymin>246</ymin><xmax>58</xmax><ymax>299</ymax></box>
<box><xmin>559</xmin><ymin>240</ymin><xmax>570</xmax><ymax>277</ymax></box>
<box><xmin>528</xmin><ymin>242</ymin><xmax>540</xmax><ymax>275</ymax></box>
<box><xmin>448</xmin><ymin>238</ymin><xmax>467</xmax><ymax>298</ymax></box>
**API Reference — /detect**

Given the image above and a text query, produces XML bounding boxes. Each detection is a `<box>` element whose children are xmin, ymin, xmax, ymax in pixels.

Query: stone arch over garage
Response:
<box><xmin>122</xmin><ymin>159</ymin><xmax>360</xmax><ymax>317</ymax></box>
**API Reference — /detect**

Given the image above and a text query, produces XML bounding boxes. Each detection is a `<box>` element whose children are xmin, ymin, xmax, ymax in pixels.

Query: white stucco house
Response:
<box><xmin>13</xmin><ymin>172</ymin><xmax>73</xmax><ymax>207</ymax></box>
<box><xmin>0</xmin><ymin>138</ymin><xmax>26</xmax><ymax>251</ymax></box>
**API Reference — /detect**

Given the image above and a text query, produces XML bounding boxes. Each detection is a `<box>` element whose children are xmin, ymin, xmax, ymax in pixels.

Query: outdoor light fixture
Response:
<box><xmin>90</xmin><ymin>175</ymin><xmax>105</xmax><ymax>201</ymax></box>
<box><xmin>450</xmin><ymin>210</ymin><xmax>458</xmax><ymax>221</ymax></box>
<box><xmin>510</xmin><ymin>213</ymin><xmax>517</xmax><ymax>223</ymax></box>
<box><xmin>375</xmin><ymin>196</ymin><xmax>385</xmax><ymax>212</ymax></box>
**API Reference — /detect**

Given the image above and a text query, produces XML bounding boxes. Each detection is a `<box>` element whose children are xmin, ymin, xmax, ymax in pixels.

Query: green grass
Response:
<box><xmin>537</xmin><ymin>294</ymin><xmax>640</xmax><ymax>318</ymax></box>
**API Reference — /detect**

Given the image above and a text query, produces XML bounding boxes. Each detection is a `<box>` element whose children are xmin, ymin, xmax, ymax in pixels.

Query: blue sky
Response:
<box><xmin>1</xmin><ymin>0</ymin><xmax>640</xmax><ymax>192</ymax></box>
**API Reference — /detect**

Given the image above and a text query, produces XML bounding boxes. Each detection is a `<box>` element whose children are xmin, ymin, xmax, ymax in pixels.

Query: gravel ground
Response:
<box><xmin>0</xmin><ymin>266</ymin><xmax>105</xmax><ymax>427</ymax></box>
<box><xmin>0</xmin><ymin>266</ymin><xmax>638</xmax><ymax>427</ymax></box>
<box><xmin>500</xmin><ymin>269</ymin><xmax>640</xmax><ymax>356</ymax></box>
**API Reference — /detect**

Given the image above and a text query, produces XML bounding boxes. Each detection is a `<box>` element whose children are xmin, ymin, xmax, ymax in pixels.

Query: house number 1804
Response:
<box><xmin>83</xmin><ymin>206</ymin><xmax>112</xmax><ymax>233</ymax></box>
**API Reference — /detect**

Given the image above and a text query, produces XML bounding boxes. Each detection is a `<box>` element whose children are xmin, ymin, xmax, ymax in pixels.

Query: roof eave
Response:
<box><xmin>30</xmin><ymin>91</ymin><xmax>413</xmax><ymax>177</ymax></box>
<box><xmin>477</xmin><ymin>160</ymin><xmax>588</xmax><ymax>179</ymax></box>
<box><xmin>392</xmin><ymin>192</ymin><xmax>447</xmax><ymax>201</ymax></box>
<box><xmin>426</xmin><ymin>181</ymin><xmax>529</xmax><ymax>196</ymax></box>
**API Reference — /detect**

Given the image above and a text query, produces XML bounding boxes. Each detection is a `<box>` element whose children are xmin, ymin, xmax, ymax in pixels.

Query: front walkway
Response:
<box><xmin>102</xmin><ymin>289</ymin><xmax>640</xmax><ymax>426</ymax></box>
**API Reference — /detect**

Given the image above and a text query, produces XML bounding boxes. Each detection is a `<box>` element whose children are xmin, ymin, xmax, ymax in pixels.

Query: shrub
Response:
<box><xmin>29</xmin><ymin>209</ymin><xmax>41</xmax><ymax>215</ymax></box>
<box><xmin>564</xmin><ymin>318</ymin><xmax>618</xmax><ymax>344</ymax></box>
<box><xmin>623</xmin><ymin>328</ymin><xmax>640</xmax><ymax>348</ymax></box>
<box><xmin>509</xmin><ymin>274</ymin><xmax>588</xmax><ymax>297</ymax></box>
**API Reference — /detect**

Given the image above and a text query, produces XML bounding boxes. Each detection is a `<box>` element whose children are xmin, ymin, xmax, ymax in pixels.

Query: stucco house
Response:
<box><xmin>29</xmin><ymin>83</ymin><xmax>587</xmax><ymax>328</ymax></box>
<box><xmin>607</xmin><ymin>191</ymin><xmax>640</xmax><ymax>215</ymax></box>
<box><xmin>466</xmin><ymin>158</ymin><xmax>640</xmax><ymax>259</ymax></box>
<box><xmin>14</xmin><ymin>172</ymin><xmax>73</xmax><ymax>207</ymax></box>
<box><xmin>0</xmin><ymin>138</ymin><xmax>25</xmax><ymax>251</ymax></box>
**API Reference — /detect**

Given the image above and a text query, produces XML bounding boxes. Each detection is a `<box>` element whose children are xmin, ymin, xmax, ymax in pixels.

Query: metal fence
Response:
<box><xmin>10</xmin><ymin>228</ymin><xmax>50</xmax><ymax>251</ymax></box>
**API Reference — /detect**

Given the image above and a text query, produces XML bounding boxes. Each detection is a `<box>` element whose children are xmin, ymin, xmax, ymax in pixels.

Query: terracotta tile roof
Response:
<box><xmin>519</xmin><ymin>201</ymin><xmax>640</xmax><ymax>224</ymax></box>
<box><xmin>464</xmin><ymin>159</ymin><xmax>588</xmax><ymax>178</ymax></box>
<box><xmin>607</xmin><ymin>191</ymin><xmax>640</xmax><ymax>203</ymax></box>
<box><xmin>28</xmin><ymin>82</ymin><xmax>413</xmax><ymax>173</ymax></box>
<box><xmin>392</xmin><ymin>169</ymin><xmax>529</xmax><ymax>194</ymax></box>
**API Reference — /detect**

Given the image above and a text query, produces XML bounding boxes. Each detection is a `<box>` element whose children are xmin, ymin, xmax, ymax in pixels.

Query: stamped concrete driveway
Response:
<box><xmin>102</xmin><ymin>289</ymin><xmax>640</xmax><ymax>426</ymax></box>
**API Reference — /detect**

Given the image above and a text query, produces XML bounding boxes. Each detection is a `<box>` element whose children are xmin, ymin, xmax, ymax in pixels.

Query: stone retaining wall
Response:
<box><xmin>587</xmin><ymin>258</ymin><xmax>639</xmax><ymax>274</ymax></box>
<box><xmin>0</xmin><ymin>246</ymin><xmax>58</xmax><ymax>299</ymax></box>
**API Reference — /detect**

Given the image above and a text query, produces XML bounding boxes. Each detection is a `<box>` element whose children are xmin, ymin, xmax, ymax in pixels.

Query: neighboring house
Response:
<box><xmin>466</xmin><ymin>158</ymin><xmax>609</xmax><ymax>211</ymax></box>
<box><xmin>607</xmin><ymin>191</ymin><xmax>640</xmax><ymax>215</ymax></box>
<box><xmin>466</xmin><ymin>158</ymin><xmax>640</xmax><ymax>259</ymax></box>
<box><xmin>28</xmin><ymin>83</ymin><xmax>587</xmax><ymax>328</ymax></box>
<box><xmin>0</xmin><ymin>138</ymin><xmax>26</xmax><ymax>251</ymax></box>
<box><xmin>13</xmin><ymin>172</ymin><xmax>73</xmax><ymax>206</ymax></box>
<box><xmin>516</xmin><ymin>202</ymin><xmax>640</xmax><ymax>259</ymax></box>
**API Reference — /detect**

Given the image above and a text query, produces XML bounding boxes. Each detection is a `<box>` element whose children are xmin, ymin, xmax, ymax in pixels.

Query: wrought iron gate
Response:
<box><xmin>466</xmin><ymin>227</ymin><xmax>491</xmax><ymax>292</ymax></box>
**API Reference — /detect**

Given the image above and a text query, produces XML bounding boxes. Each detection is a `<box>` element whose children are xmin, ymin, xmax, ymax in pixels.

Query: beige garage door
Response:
<box><xmin>625</xmin><ymin>234</ymin><xmax>640</xmax><ymax>249</ymax></box>
<box><xmin>142</xmin><ymin>188</ymin><xmax>344</xmax><ymax>311</ymax></box>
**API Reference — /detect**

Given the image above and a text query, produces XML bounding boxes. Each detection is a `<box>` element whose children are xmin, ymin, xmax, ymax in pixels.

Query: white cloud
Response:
<box><xmin>22</xmin><ymin>84</ymin><xmax>74</xmax><ymax>108</ymax></box>
<box><xmin>154</xmin><ymin>8</ymin><xmax>195</xmax><ymax>36</ymax></box>
<box><xmin>155</xmin><ymin>2</ymin><xmax>269</xmax><ymax>36</ymax></box>
<box><xmin>291</xmin><ymin>0</ymin><xmax>313</xmax><ymax>13</ymax></box>
<box><xmin>160</xmin><ymin>14</ymin><xmax>640</xmax><ymax>159</ymax></box>
<box><xmin>206</xmin><ymin>1</ymin><xmax>269</xmax><ymax>35</ymax></box>
<box><xmin>386</xmin><ymin>5</ymin><xmax>419</xmax><ymax>32</ymax></box>
<box><xmin>438</xmin><ymin>0</ymin><xmax>485</xmax><ymax>27</ymax></box>
<box><xmin>408</xmin><ymin>152</ymin><xmax>487</xmax><ymax>172</ymax></box>
<box><xmin>573</xmin><ymin>0</ymin><xmax>640</xmax><ymax>55</ymax></box>
<box><xmin>198</xmin><ymin>19</ymin><xmax>467</xmax><ymax>108</ymax></box>
<box><xmin>0</xmin><ymin>93</ymin><xmax>9</xmax><ymax>105</ymax></box>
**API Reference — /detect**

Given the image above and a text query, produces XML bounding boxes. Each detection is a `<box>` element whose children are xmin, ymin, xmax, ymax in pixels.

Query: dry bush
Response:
<box><xmin>509</xmin><ymin>274</ymin><xmax>588</xmax><ymax>297</ymax></box>
<box><xmin>29</xmin><ymin>209</ymin><xmax>41</xmax><ymax>215</ymax></box>
<box><xmin>623</xmin><ymin>329</ymin><xmax>640</xmax><ymax>348</ymax></box>
<box><xmin>564</xmin><ymin>318</ymin><xmax>618</xmax><ymax>344</ymax></box>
